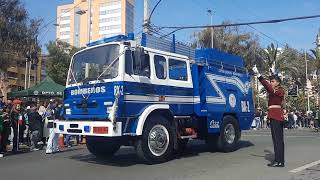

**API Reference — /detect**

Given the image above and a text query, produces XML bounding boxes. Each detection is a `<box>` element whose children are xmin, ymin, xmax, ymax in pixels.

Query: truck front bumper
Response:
<box><xmin>54</xmin><ymin>120</ymin><xmax>122</xmax><ymax>137</ymax></box>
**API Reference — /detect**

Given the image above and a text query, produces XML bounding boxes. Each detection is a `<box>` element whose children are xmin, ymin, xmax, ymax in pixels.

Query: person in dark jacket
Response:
<box><xmin>253</xmin><ymin>65</ymin><xmax>285</xmax><ymax>167</ymax></box>
<box><xmin>28</xmin><ymin>105</ymin><xmax>43</xmax><ymax>151</ymax></box>
<box><xmin>10</xmin><ymin>101</ymin><xmax>23</xmax><ymax>153</ymax></box>
<box><xmin>0</xmin><ymin>106</ymin><xmax>10</xmax><ymax>157</ymax></box>
<box><xmin>0</xmin><ymin>107</ymin><xmax>4</xmax><ymax>157</ymax></box>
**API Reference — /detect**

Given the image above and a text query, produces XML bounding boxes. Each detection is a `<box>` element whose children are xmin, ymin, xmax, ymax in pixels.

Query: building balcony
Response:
<box><xmin>8</xmin><ymin>77</ymin><xmax>18</xmax><ymax>85</ymax></box>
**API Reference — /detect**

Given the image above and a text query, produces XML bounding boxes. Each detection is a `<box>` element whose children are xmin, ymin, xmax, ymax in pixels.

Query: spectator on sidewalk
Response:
<box><xmin>10</xmin><ymin>100</ymin><xmax>23</xmax><ymax>153</ymax></box>
<box><xmin>293</xmin><ymin>112</ymin><xmax>298</xmax><ymax>128</ymax></box>
<box><xmin>0</xmin><ymin>106</ymin><xmax>10</xmax><ymax>156</ymax></box>
<box><xmin>0</xmin><ymin>96</ymin><xmax>5</xmax><ymax>109</ymax></box>
<box><xmin>288</xmin><ymin>112</ymin><xmax>294</xmax><ymax>129</ymax></box>
<box><xmin>28</xmin><ymin>105</ymin><xmax>43</xmax><ymax>151</ymax></box>
<box><xmin>0</xmin><ymin>107</ymin><xmax>4</xmax><ymax>157</ymax></box>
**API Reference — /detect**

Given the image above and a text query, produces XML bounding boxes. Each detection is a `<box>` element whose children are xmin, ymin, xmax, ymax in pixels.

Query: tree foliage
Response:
<box><xmin>46</xmin><ymin>40</ymin><xmax>80</xmax><ymax>85</ymax></box>
<box><xmin>0</xmin><ymin>0</ymin><xmax>41</xmax><ymax>100</ymax></box>
<box><xmin>192</xmin><ymin>23</ymin><xmax>264</xmax><ymax>70</ymax></box>
<box><xmin>192</xmin><ymin>24</ymin><xmax>320</xmax><ymax>110</ymax></box>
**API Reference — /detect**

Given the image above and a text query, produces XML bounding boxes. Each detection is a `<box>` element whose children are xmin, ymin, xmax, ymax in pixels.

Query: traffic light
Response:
<box><xmin>288</xmin><ymin>84</ymin><xmax>298</xmax><ymax>96</ymax></box>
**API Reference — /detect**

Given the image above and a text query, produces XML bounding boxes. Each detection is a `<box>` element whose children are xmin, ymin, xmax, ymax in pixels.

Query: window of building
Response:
<box><xmin>60</xmin><ymin>16</ymin><xmax>70</xmax><ymax>21</ymax></box>
<box><xmin>99</xmin><ymin>16</ymin><xmax>120</xmax><ymax>23</ymax></box>
<box><xmin>100</xmin><ymin>1</ymin><xmax>121</xmax><ymax>7</ymax></box>
<box><xmin>60</xmin><ymin>24</ymin><xmax>70</xmax><ymax>28</ymax></box>
<box><xmin>60</xmin><ymin>31</ymin><xmax>70</xmax><ymax>36</ymax></box>
<box><xmin>169</xmin><ymin>59</ymin><xmax>188</xmax><ymax>81</ymax></box>
<box><xmin>99</xmin><ymin>26</ymin><xmax>106</xmax><ymax>31</ymax></box>
<box><xmin>61</xmin><ymin>39</ymin><xmax>70</xmax><ymax>43</ymax></box>
<box><xmin>100</xmin><ymin>25</ymin><xmax>121</xmax><ymax>31</ymax></box>
<box><xmin>154</xmin><ymin>55</ymin><xmax>167</xmax><ymax>79</ymax></box>
<box><xmin>61</xmin><ymin>9</ymin><xmax>70</xmax><ymax>13</ymax></box>
<box><xmin>99</xmin><ymin>10</ymin><xmax>107</xmax><ymax>15</ymax></box>
<box><xmin>108</xmin><ymin>8</ymin><xmax>121</xmax><ymax>14</ymax></box>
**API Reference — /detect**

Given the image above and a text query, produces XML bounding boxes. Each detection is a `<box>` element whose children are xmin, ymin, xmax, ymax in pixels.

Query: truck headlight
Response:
<box><xmin>66</xmin><ymin>109</ymin><xmax>71</xmax><ymax>115</ymax></box>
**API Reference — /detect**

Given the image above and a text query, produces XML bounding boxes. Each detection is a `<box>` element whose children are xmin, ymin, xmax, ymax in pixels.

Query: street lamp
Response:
<box><xmin>207</xmin><ymin>9</ymin><xmax>214</xmax><ymax>49</ymax></box>
<box><xmin>75</xmin><ymin>9</ymin><xmax>87</xmax><ymax>15</ymax></box>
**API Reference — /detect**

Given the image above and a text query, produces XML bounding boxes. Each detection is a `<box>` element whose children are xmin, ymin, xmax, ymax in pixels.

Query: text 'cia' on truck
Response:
<box><xmin>54</xmin><ymin>33</ymin><xmax>254</xmax><ymax>164</ymax></box>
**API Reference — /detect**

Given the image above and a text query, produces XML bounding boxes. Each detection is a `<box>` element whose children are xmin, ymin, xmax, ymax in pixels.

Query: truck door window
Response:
<box><xmin>169</xmin><ymin>59</ymin><xmax>188</xmax><ymax>81</ymax></box>
<box><xmin>130</xmin><ymin>50</ymin><xmax>150</xmax><ymax>78</ymax></box>
<box><xmin>136</xmin><ymin>53</ymin><xmax>150</xmax><ymax>77</ymax></box>
<box><xmin>154</xmin><ymin>55</ymin><xmax>167</xmax><ymax>79</ymax></box>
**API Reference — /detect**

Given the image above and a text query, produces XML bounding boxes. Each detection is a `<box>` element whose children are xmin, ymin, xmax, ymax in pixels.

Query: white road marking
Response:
<box><xmin>289</xmin><ymin>160</ymin><xmax>320</xmax><ymax>173</ymax></box>
<box><xmin>242</xmin><ymin>134</ymin><xmax>320</xmax><ymax>138</ymax></box>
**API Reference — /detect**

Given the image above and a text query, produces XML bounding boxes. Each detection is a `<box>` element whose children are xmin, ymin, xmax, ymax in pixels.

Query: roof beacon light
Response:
<box><xmin>87</xmin><ymin>33</ymin><xmax>135</xmax><ymax>47</ymax></box>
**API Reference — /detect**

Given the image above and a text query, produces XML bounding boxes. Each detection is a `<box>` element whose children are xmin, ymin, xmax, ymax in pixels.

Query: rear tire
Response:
<box><xmin>216</xmin><ymin>115</ymin><xmax>241</xmax><ymax>152</ymax></box>
<box><xmin>86</xmin><ymin>136</ymin><xmax>121</xmax><ymax>158</ymax></box>
<box><xmin>135</xmin><ymin>115</ymin><xmax>174</xmax><ymax>164</ymax></box>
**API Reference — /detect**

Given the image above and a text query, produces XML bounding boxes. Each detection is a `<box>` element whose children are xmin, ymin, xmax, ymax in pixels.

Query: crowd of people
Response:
<box><xmin>253</xmin><ymin>108</ymin><xmax>320</xmax><ymax>130</ymax></box>
<box><xmin>0</xmin><ymin>97</ymin><xmax>77</xmax><ymax>158</ymax></box>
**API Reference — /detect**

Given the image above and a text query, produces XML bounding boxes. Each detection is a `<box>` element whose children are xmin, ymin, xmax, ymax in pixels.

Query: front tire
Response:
<box><xmin>86</xmin><ymin>136</ymin><xmax>121</xmax><ymax>158</ymax></box>
<box><xmin>135</xmin><ymin>115</ymin><xmax>174</xmax><ymax>164</ymax></box>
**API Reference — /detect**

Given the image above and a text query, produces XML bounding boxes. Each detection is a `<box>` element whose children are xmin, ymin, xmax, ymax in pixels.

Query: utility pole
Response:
<box><xmin>87</xmin><ymin>0</ymin><xmax>92</xmax><ymax>43</ymax></box>
<box><xmin>207</xmin><ymin>10</ymin><xmax>213</xmax><ymax>48</ymax></box>
<box><xmin>24</xmin><ymin>58</ymin><xmax>28</xmax><ymax>89</ymax></box>
<box><xmin>143</xmin><ymin>0</ymin><xmax>149</xmax><ymax>33</ymax></box>
<box><xmin>305</xmin><ymin>50</ymin><xmax>310</xmax><ymax>112</ymax></box>
<box><xmin>28</xmin><ymin>59</ymin><xmax>31</xmax><ymax>88</ymax></box>
<box><xmin>316</xmin><ymin>29</ymin><xmax>320</xmax><ymax>106</ymax></box>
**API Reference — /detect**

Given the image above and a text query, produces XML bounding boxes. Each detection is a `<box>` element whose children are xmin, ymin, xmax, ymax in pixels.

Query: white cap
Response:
<box><xmin>26</xmin><ymin>106</ymin><xmax>31</xmax><ymax>110</ymax></box>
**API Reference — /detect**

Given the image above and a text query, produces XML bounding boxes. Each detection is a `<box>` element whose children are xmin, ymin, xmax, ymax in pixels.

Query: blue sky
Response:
<box><xmin>22</xmin><ymin>0</ymin><xmax>320</xmax><ymax>53</ymax></box>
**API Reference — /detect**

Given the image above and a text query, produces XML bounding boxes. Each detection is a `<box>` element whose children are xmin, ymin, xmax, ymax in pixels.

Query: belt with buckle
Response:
<box><xmin>268</xmin><ymin>105</ymin><xmax>282</xmax><ymax>109</ymax></box>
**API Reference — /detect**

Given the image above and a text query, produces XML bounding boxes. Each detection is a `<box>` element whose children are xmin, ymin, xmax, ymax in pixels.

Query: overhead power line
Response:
<box><xmin>38</xmin><ymin>1</ymin><xmax>84</xmax><ymax>43</ymax></box>
<box><xmin>158</xmin><ymin>14</ymin><xmax>320</xmax><ymax>38</ymax></box>
<box><xmin>229</xmin><ymin>0</ymin><xmax>287</xmax><ymax>47</ymax></box>
<box><xmin>148</xmin><ymin>0</ymin><xmax>162</xmax><ymax>23</ymax></box>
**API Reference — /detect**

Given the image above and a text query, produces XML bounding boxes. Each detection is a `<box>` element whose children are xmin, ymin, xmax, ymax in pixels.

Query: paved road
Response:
<box><xmin>1</xmin><ymin>129</ymin><xmax>320</xmax><ymax>180</ymax></box>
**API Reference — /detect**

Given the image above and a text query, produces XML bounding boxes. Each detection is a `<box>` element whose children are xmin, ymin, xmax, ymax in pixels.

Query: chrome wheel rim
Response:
<box><xmin>148</xmin><ymin>124</ymin><xmax>169</xmax><ymax>156</ymax></box>
<box><xmin>224</xmin><ymin>124</ymin><xmax>235</xmax><ymax>144</ymax></box>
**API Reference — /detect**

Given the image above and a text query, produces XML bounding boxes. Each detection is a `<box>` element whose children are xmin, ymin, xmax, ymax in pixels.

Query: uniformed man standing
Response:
<box><xmin>252</xmin><ymin>66</ymin><xmax>285</xmax><ymax>167</ymax></box>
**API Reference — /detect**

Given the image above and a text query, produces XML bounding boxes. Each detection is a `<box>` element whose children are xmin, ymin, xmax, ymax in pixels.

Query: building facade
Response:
<box><xmin>56</xmin><ymin>0</ymin><xmax>134</xmax><ymax>47</ymax></box>
<box><xmin>6</xmin><ymin>59</ymin><xmax>44</xmax><ymax>92</ymax></box>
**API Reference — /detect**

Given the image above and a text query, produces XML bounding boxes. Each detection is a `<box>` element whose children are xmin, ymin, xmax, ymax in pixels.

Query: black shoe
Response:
<box><xmin>275</xmin><ymin>163</ymin><xmax>284</xmax><ymax>167</ymax></box>
<box><xmin>267</xmin><ymin>161</ymin><xmax>277</xmax><ymax>167</ymax></box>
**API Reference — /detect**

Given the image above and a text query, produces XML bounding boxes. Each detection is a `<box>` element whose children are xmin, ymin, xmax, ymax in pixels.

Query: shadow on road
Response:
<box><xmin>176</xmin><ymin>140</ymin><xmax>254</xmax><ymax>158</ymax></box>
<box><xmin>250</xmin><ymin>149</ymin><xmax>274</xmax><ymax>164</ymax></box>
<box><xmin>69</xmin><ymin>140</ymin><xmax>254</xmax><ymax>167</ymax></box>
<box><xmin>70</xmin><ymin>151</ymin><xmax>141</xmax><ymax>167</ymax></box>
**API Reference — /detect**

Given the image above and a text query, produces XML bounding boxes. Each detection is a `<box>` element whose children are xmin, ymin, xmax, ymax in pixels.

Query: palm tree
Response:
<box><xmin>263</xmin><ymin>44</ymin><xmax>301</xmax><ymax>84</ymax></box>
<box><xmin>310</xmin><ymin>48</ymin><xmax>320</xmax><ymax>104</ymax></box>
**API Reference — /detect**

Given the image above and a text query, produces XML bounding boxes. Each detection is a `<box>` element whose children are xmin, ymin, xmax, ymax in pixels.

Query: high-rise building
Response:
<box><xmin>56</xmin><ymin>0</ymin><xmax>134</xmax><ymax>47</ymax></box>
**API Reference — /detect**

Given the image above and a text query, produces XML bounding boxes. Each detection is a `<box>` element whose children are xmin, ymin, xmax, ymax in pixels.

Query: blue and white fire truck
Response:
<box><xmin>55</xmin><ymin>33</ymin><xmax>254</xmax><ymax>164</ymax></box>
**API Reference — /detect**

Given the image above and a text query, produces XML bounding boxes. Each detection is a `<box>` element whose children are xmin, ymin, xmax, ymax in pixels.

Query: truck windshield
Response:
<box><xmin>68</xmin><ymin>44</ymin><xmax>120</xmax><ymax>85</ymax></box>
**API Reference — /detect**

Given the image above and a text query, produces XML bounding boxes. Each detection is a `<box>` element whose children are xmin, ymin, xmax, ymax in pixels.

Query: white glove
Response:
<box><xmin>270</xmin><ymin>66</ymin><xmax>276</xmax><ymax>75</ymax></box>
<box><xmin>252</xmin><ymin>65</ymin><xmax>261</xmax><ymax>77</ymax></box>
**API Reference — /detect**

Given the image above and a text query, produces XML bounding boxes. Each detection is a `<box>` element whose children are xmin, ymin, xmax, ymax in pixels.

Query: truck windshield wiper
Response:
<box><xmin>82</xmin><ymin>77</ymin><xmax>98</xmax><ymax>84</ymax></box>
<box><xmin>82</xmin><ymin>51</ymin><xmax>125</xmax><ymax>100</ymax></box>
<box><xmin>95</xmin><ymin>50</ymin><xmax>125</xmax><ymax>81</ymax></box>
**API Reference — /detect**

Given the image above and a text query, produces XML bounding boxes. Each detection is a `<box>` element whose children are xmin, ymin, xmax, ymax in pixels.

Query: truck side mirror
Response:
<box><xmin>134</xmin><ymin>47</ymin><xmax>145</xmax><ymax>70</ymax></box>
<box><xmin>125</xmin><ymin>49</ymin><xmax>133</xmax><ymax>75</ymax></box>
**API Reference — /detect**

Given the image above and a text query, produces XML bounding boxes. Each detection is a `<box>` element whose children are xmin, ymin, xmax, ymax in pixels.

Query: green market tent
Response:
<box><xmin>8</xmin><ymin>77</ymin><xmax>65</xmax><ymax>97</ymax></box>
